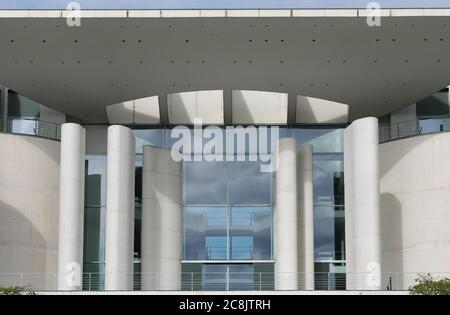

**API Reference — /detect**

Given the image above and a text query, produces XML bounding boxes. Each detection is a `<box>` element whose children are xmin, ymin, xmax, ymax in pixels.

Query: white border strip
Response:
<box><xmin>61</xmin><ymin>10</ymin><xmax>127</xmax><ymax>18</ymax></box>
<box><xmin>0</xmin><ymin>8</ymin><xmax>450</xmax><ymax>19</ymax></box>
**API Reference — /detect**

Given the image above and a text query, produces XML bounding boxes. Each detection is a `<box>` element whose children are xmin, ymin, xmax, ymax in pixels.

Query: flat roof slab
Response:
<box><xmin>0</xmin><ymin>9</ymin><xmax>449</xmax><ymax>123</ymax></box>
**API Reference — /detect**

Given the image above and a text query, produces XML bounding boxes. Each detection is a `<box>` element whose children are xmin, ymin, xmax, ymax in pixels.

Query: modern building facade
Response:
<box><xmin>0</xmin><ymin>8</ymin><xmax>449</xmax><ymax>292</ymax></box>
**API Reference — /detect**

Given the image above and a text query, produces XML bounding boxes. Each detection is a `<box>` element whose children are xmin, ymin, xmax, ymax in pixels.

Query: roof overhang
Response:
<box><xmin>0</xmin><ymin>9</ymin><xmax>449</xmax><ymax>124</ymax></box>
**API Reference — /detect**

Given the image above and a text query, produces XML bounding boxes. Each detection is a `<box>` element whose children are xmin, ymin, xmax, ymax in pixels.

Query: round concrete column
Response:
<box><xmin>275</xmin><ymin>138</ymin><xmax>298</xmax><ymax>290</ymax></box>
<box><xmin>344</xmin><ymin>117</ymin><xmax>381</xmax><ymax>290</ymax></box>
<box><xmin>57</xmin><ymin>123</ymin><xmax>86</xmax><ymax>291</ymax></box>
<box><xmin>104</xmin><ymin>125</ymin><xmax>135</xmax><ymax>291</ymax></box>
<box><xmin>297</xmin><ymin>145</ymin><xmax>314</xmax><ymax>290</ymax></box>
<box><xmin>141</xmin><ymin>146</ymin><xmax>182</xmax><ymax>291</ymax></box>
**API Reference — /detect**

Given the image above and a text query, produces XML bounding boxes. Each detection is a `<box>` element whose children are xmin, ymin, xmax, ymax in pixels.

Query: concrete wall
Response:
<box><xmin>380</xmin><ymin>132</ymin><xmax>450</xmax><ymax>288</ymax></box>
<box><xmin>0</xmin><ymin>133</ymin><xmax>60</xmax><ymax>280</ymax></box>
<box><xmin>85</xmin><ymin>125</ymin><xmax>108</xmax><ymax>155</ymax></box>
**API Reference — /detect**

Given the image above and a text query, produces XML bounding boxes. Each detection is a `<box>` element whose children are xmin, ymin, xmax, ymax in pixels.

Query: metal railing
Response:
<box><xmin>1</xmin><ymin>272</ymin><xmax>449</xmax><ymax>292</ymax></box>
<box><xmin>0</xmin><ymin>116</ymin><xmax>61</xmax><ymax>140</ymax></box>
<box><xmin>380</xmin><ymin>117</ymin><xmax>450</xmax><ymax>143</ymax></box>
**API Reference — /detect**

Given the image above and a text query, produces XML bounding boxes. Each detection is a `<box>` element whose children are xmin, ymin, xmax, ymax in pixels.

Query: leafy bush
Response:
<box><xmin>408</xmin><ymin>274</ymin><xmax>450</xmax><ymax>295</ymax></box>
<box><xmin>0</xmin><ymin>286</ymin><xmax>36</xmax><ymax>295</ymax></box>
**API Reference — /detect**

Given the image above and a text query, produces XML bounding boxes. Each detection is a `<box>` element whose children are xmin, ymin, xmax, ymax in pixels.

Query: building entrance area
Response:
<box><xmin>82</xmin><ymin>127</ymin><xmax>346</xmax><ymax>291</ymax></box>
<box><xmin>181</xmin><ymin>263</ymin><xmax>275</xmax><ymax>291</ymax></box>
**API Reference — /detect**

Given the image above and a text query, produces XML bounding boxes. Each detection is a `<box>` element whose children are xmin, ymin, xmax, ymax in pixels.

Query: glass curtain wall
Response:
<box><xmin>83</xmin><ymin>155</ymin><xmax>107</xmax><ymax>290</ymax></box>
<box><xmin>292</xmin><ymin>128</ymin><xmax>346</xmax><ymax>290</ymax></box>
<box><xmin>182</xmin><ymin>158</ymin><xmax>274</xmax><ymax>290</ymax></box>
<box><xmin>82</xmin><ymin>126</ymin><xmax>345</xmax><ymax>291</ymax></box>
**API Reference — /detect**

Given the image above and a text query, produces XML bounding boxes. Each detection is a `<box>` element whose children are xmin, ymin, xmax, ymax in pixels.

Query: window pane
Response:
<box><xmin>8</xmin><ymin>90</ymin><xmax>40</xmax><ymax>118</ymax></box>
<box><xmin>417</xmin><ymin>90</ymin><xmax>449</xmax><ymax>118</ymax></box>
<box><xmin>184</xmin><ymin>161</ymin><xmax>227</xmax><ymax>205</ymax></box>
<box><xmin>229</xmin><ymin>161</ymin><xmax>271</xmax><ymax>205</ymax></box>
<box><xmin>181</xmin><ymin>263</ymin><xmax>202</xmax><ymax>291</ymax></box>
<box><xmin>85</xmin><ymin>155</ymin><xmax>107</xmax><ymax>206</ymax></box>
<box><xmin>229</xmin><ymin>264</ymin><xmax>254</xmax><ymax>291</ymax></box>
<box><xmin>313</xmin><ymin>154</ymin><xmax>344</xmax><ymax>206</ymax></box>
<box><xmin>202</xmin><ymin>265</ymin><xmax>227</xmax><ymax>291</ymax></box>
<box><xmin>83</xmin><ymin>155</ymin><xmax>107</xmax><ymax>290</ymax></box>
<box><xmin>254</xmin><ymin>263</ymin><xmax>275</xmax><ymax>290</ymax></box>
<box><xmin>230</xmin><ymin>207</ymin><xmax>272</xmax><ymax>260</ymax></box>
<box><xmin>184</xmin><ymin>207</ymin><xmax>227</xmax><ymax>260</ymax></box>
<box><xmin>133</xmin><ymin>129</ymin><xmax>163</xmax><ymax>153</ymax></box>
<box><xmin>293</xmin><ymin>128</ymin><xmax>343</xmax><ymax>153</ymax></box>
<box><xmin>314</xmin><ymin>206</ymin><xmax>345</xmax><ymax>261</ymax></box>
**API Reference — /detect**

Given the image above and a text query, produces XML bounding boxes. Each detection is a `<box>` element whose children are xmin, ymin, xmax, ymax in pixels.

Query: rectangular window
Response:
<box><xmin>293</xmin><ymin>128</ymin><xmax>343</xmax><ymax>153</ymax></box>
<box><xmin>181</xmin><ymin>263</ymin><xmax>274</xmax><ymax>291</ymax></box>
<box><xmin>313</xmin><ymin>154</ymin><xmax>344</xmax><ymax>206</ymax></box>
<box><xmin>184</xmin><ymin>161</ymin><xmax>227</xmax><ymax>205</ymax></box>
<box><xmin>83</xmin><ymin>155</ymin><xmax>107</xmax><ymax>290</ymax></box>
<box><xmin>184</xmin><ymin>207</ymin><xmax>228</xmax><ymax>260</ymax></box>
<box><xmin>229</xmin><ymin>162</ymin><xmax>272</xmax><ymax>205</ymax></box>
<box><xmin>229</xmin><ymin>207</ymin><xmax>272</xmax><ymax>260</ymax></box>
<box><xmin>184</xmin><ymin>206</ymin><xmax>272</xmax><ymax>261</ymax></box>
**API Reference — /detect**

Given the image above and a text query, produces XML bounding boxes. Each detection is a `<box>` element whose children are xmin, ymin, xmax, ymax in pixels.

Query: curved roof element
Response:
<box><xmin>167</xmin><ymin>90</ymin><xmax>223</xmax><ymax>125</ymax></box>
<box><xmin>296</xmin><ymin>95</ymin><xmax>349</xmax><ymax>124</ymax></box>
<box><xmin>232</xmin><ymin>90</ymin><xmax>288</xmax><ymax>125</ymax></box>
<box><xmin>106</xmin><ymin>95</ymin><xmax>160</xmax><ymax>124</ymax></box>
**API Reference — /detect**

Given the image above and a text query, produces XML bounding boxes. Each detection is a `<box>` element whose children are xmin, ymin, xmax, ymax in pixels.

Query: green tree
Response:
<box><xmin>408</xmin><ymin>274</ymin><xmax>450</xmax><ymax>295</ymax></box>
<box><xmin>0</xmin><ymin>286</ymin><xmax>36</xmax><ymax>295</ymax></box>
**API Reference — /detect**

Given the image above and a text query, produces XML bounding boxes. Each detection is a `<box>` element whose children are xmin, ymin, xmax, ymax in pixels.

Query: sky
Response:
<box><xmin>1</xmin><ymin>0</ymin><xmax>450</xmax><ymax>9</ymax></box>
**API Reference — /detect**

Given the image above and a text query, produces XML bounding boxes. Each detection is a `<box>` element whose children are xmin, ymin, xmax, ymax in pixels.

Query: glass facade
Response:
<box><xmin>82</xmin><ymin>126</ymin><xmax>345</xmax><ymax>291</ymax></box>
<box><xmin>83</xmin><ymin>155</ymin><xmax>107</xmax><ymax>290</ymax></box>
<box><xmin>293</xmin><ymin>128</ymin><xmax>346</xmax><ymax>290</ymax></box>
<box><xmin>380</xmin><ymin>88</ymin><xmax>450</xmax><ymax>142</ymax></box>
<box><xmin>0</xmin><ymin>87</ymin><xmax>63</xmax><ymax>140</ymax></box>
<box><xmin>182</xmin><ymin>154</ymin><xmax>274</xmax><ymax>289</ymax></box>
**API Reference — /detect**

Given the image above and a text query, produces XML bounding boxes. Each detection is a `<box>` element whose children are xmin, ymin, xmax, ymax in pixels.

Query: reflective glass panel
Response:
<box><xmin>183</xmin><ymin>161</ymin><xmax>227</xmax><ymax>205</ymax></box>
<box><xmin>292</xmin><ymin>128</ymin><xmax>343</xmax><ymax>153</ymax></box>
<box><xmin>230</xmin><ymin>207</ymin><xmax>272</xmax><ymax>260</ymax></box>
<box><xmin>133</xmin><ymin>129</ymin><xmax>163</xmax><ymax>153</ymax></box>
<box><xmin>184</xmin><ymin>207</ymin><xmax>228</xmax><ymax>260</ymax></box>
<box><xmin>202</xmin><ymin>264</ymin><xmax>227</xmax><ymax>291</ymax></box>
<box><xmin>229</xmin><ymin>265</ymin><xmax>254</xmax><ymax>291</ymax></box>
<box><xmin>313</xmin><ymin>154</ymin><xmax>344</xmax><ymax>206</ymax></box>
<box><xmin>314</xmin><ymin>206</ymin><xmax>345</xmax><ymax>261</ymax></box>
<box><xmin>83</xmin><ymin>155</ymin><xmax>107</xmax><ymax>289</ymax></box>
<box><xmin>229</xmin><ymin>162</ymin><xmax>272</xmax><ymax>205</ymax></box>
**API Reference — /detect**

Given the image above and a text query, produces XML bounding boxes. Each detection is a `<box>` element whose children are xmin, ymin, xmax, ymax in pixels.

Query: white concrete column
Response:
<box><xmin>141</xmin><ymin>146</ymin><xmax>182</xmax><ymax>291</ymax></box>
<box><xmin>275</xmin><ymin>138</ymin><xmax>298</xmax><ymax>290</ymax></box>
<box><xmin>344</xmin><ymin>117</ymin><xmax>381</xmax><ymax>290</ymax></box>
<box><xmin>57</xmin><ymin>123</ymin><xmax>86</xmax><ymax>291</ymax></box>
<box><xmin>344</xmin><ymin>124</ymin><xmax>354</xmax><ymax>289</ymax></box>
<box><xmin>104</xmin><ymin>125</ymin><xmax>135</xmax><ymax>291</ymax></box>
<box><xmin>297</xmin><ymin>145</ymin><xmax>314</xmax><ymax>290</ymax></box>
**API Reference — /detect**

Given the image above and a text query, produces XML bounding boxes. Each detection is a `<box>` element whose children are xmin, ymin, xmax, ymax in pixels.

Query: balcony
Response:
<box><xmin>0</xmin><ymin>116</ymin><xmax>61</xmax><ymax>141</ymax></box>
<box><xmin>380</xmin><ymin>116</ymin><xmax>450</xmax><ymax>143</ymax></box>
